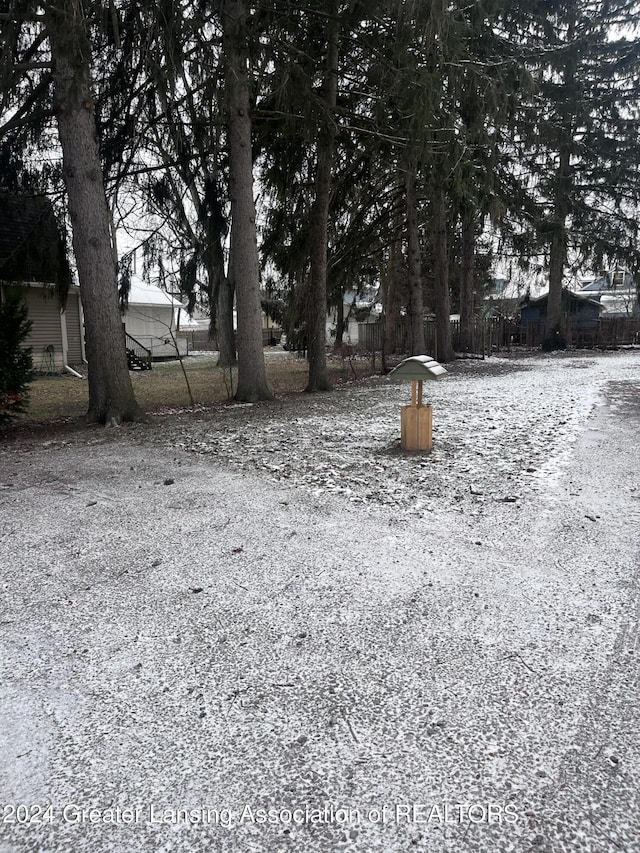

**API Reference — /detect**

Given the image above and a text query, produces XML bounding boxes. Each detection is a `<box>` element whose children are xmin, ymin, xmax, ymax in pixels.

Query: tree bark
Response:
<box><xmin>305</xmin><ymin>3</ymin><xmax>339</xmax><ymax>393</ymax></box>
<box><xmin>206</xmin><ymin>230</ymin><xmax>236</xmax><ymax>367</ymax></box>
<box><xmin>216</xmin><ymin>266</ymin><xmax>237</xmax><ymax>368</ymax></box>
<box><xmin>381</xmin><ymin>264</ymin><xmax>396</xmax><ymax>373</ymax></box>
<box><xmin>544</xmin><ymin>142</ymin><xmax>570</xmax><ymax>350</ymax></box>
<box><xmin>48</xmin><ymin>0</ymin><xmax>140</xmax><ymax>424</ymax></box>
<box><xmin>405</xmin><ymin>168</ymin><xmax>425</xmax><ymax>355</ymax></box>
<box><xmin>432</xmin><ymin>185</ymin><xmax>455</xmax><ymax>362</ymax></box>
<box><xmin>334</xmin><ymin>291</ymin><xmax>345</xmax><ymax>345</ymax></box>
<box><xmin>222</xmin><ymin>0</ymin><xmax>272</xmax><ymax>401</ymax></box>
<box><xmin>544</xmin><ymin>15</ymin><xmax>576</xmax><ymax>352</ymax></box>
<box><xmin>458</xmin><ymin>205</ymin><xmax>476</xmax><ymax>354</ymax></box>
<box><xmin>382</xmin><ymin>185</ymin><xmax>404</xmax><ymax>369</ymax></box>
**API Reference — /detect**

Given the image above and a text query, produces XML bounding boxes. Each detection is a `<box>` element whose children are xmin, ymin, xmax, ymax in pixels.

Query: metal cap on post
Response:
<box><xmin>389</xmin><ymin>355</ymin><xmax>447</xmax><ymax>451</ymax></box>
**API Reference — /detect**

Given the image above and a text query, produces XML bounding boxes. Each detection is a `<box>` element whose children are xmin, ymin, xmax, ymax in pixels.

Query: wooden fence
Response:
<box><xmin>518</xmin><ymin>317</ymin><xmax>640</xmax><ymax>348</ymax></box>
<box><xmin>358</xmin><ymin>316</ymin><xmax>640</xmax><ymax>356</ymax></box>
<box><xmin>184</xmin><ymin>317</ymin><xmax>638</xmax><ymax>357</ymax></box>
<box><xmin>358</xmin><ymin>317</ymin><xmax>510</xmax><ymax>359</ymax></box>
<box><xmin>185</xmin><ymin>327</ymin><xmax>283</xmax><ymax>352</ymax></box>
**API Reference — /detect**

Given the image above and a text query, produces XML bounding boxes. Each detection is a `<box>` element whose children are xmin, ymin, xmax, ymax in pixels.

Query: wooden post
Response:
<box><xmin>400</xmin><ymin>403</ymin><xmax>432</xmax><ymax>451</ymax></box>
<box><xmin>401</xmin><ymin>377</ymin><xmax>432</xmax><ymax>451</ymax></box>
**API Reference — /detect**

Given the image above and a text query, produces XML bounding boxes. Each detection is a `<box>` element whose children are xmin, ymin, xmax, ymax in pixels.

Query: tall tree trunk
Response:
<box><xmin>305</xmin><ymin>3</ymin><xmax>339</xmax><ymax>393</ymax></box>
<box><xmin>216</xmin><ymin>268</ymin><xmax>236</xmax><ymax>367</ymax></box>
<box><xmin>382</xmin><ymin>186</ymin><xmax>404</xmax><ymax>369</ymax></box>
<box><xmin>48</xmin><ymin>0</ymin><xmax>140</xmax><ymax>424</ymax></box>
<box><xmin>544</xmin><ymin>142</ymin><xmax>570</xmax><ymax>351</ymax></box>
<box><xmin>381</xmin><ymin>265</ymin><xmax>395</xmax><ymax>373</ymax></box>
<box><xmin>222</xmin><ymin>0</ymin><xmax>272</xmax><ymax>401</ymax></box>
<box><xmin>405</xmin><ymin>168</ymin><xmax>425</xmax><ymax>355</ymax></box>
<box><xmin>433</xmin><ymin>185</ymin><xmax>454</xmax><ymax>362</ymax></box>
<box><xmin>544</xmin><ymin>16</ymin><xmax>576</xmax><ymax>352</ymax></box>
<box><xmin>334</xmin><ymin>291</ymin><xmax>345</xmax><ymax>345</ymax></box>
<box><xmin>207</xmin><ymin>233</ymin><xmax>236</xmax><ymax>367</ymax></box>
<box><xmin>459</xmin><ymin>205</ymin><xmax>476</xmax><ymax>353</ymax></box>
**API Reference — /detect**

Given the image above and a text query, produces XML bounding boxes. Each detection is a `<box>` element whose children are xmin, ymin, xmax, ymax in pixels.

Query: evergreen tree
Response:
<box><xmin>255</xmin><ymin>1</ymin><xmax>385</xmax><ymax>384</ymax></box>
<box><xmin>222</xmin><ymin>0</ymin><xmax>273</xmax><ymax>401</ymax></box>
<box><xmin>1</xmin><ymin>0</ymin><xmax>141</xmax><ymax>423</ymax></box>
<box><xmin>507</xmin><ymin>0</ymin><xmax>640</xmax><ymax>348</ymax></box>
<box><xmin>115</xmin><ymin>2</ymin><xmax>237</xmax><ymax>367</ymax></box>
<box><xmin>447</xmin><ymin>0</ymin><xmax>522</xmax><ymax>353</ymax></box>
<box><xmin>48</xmin><ymin>0</ymin><xmax>141</xmax><ymax>422</ymax></box>
<box><xmin>304</xmin><ymin>0</ymin><xmax>339</xmax><ymax>391</ymax></box>
<box><xmin>0</xmin><ymin>294</ymin><xmax>33</xmax><ymax>422</ymax></box>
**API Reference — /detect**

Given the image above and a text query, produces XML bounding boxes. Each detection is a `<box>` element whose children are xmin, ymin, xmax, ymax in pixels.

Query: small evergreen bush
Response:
<box><xmin>0</xmin><ymin>294</ymin><xmax>33</xmax><ymax>421</ymax></box>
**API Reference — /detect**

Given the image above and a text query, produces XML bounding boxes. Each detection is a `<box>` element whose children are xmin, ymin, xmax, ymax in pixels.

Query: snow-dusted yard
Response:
<box><xmin>1</xmin><ymin>350</ymin><xmax>639</xmax><ymax>853</ymax></box>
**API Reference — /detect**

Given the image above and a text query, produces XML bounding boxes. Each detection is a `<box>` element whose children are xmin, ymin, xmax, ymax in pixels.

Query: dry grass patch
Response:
<box><xmin>19</xmin><ymin>351</ymin><xmax>374</xmax><ymax>425</ymax></box>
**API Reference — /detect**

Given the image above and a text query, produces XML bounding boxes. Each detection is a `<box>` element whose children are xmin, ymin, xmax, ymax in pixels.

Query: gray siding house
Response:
<box><xmin>0</xmin><ymin>194</ymin><xmax>84</xmax><ymax>371</ymax></box>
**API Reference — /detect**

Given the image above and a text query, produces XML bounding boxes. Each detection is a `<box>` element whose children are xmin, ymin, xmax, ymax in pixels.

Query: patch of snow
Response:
<box><xmin>1</xmin><ymin>350</ymin><xmax>639</xmax><ymax>853</ymax></box>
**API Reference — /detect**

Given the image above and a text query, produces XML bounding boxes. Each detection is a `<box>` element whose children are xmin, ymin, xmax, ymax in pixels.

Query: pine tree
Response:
<box><xmin>1</xmin><ymin>0</ymin><xmax>141</xmax><ymax>423</ymax></box>
<box><xmin>222</xmin><ymin>0</ymin><xmax>273</xmax><ymax>401</ymax></box>
<box><xmin>0</xmin><ymin>294</ymin><xmax>33</xmax><ymax>422</ymax></box>
<box><xmin>305</xmin><ymin>1</ymin><xmax>340</xmax><ymax>391</ymax></box>
<box><xmin>48</xmin><ymin>0</ymin><xmax>141</xmax><ymax>422</ymax></box>
<box><xmin>116</xmin><ymin>2</ymin><xmax>238</xmax><ymax>367</ymax></box>
<box><xmin>508</xmin><ymin>0</ymin><xmax>640</xmax><ymax>349</ymax></box>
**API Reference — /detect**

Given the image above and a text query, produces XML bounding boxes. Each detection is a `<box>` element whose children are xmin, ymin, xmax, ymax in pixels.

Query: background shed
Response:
<box><xmin>520</xmin><ymin>288</ymin><xmax>601</xmax><ymax>336</ymax></box>
<box><xmin>123</xmin><ymin>277</ymin><xmax>189</xmax><ymax>359</ymax></box>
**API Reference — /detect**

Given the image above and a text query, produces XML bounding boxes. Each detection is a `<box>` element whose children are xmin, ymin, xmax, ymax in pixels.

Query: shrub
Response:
<box><xmin>0</xmin><ymin>294</ymin><xmax>33</xmax><ymax>421</ymax></box>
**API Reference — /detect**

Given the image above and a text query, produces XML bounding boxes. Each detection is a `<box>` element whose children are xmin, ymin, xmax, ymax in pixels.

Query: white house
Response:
<box><xmin>327</xmin><ymin>290</ymin><xmax>381</xmax><ymax>346</ymax></box>
<box><xmin>483</xmin><ymin>269</ymin><xmax>550</xmax><ymax>319</ymax></box>
<box><xmin>124</xmin><ymin>276</ymin><xmax>190</xmax><ymax>359</ymax></box>
<box><xmin>577</xmin><ymin>269</ymin><xmax>639</xmax><ymax>318</ymax></box>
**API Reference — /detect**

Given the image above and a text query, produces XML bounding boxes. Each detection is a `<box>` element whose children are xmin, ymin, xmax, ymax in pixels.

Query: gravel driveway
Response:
<box><xmin>1</xmin><ymin>350</ymin><xmax>639</xmax><ymax>853</ymax></box>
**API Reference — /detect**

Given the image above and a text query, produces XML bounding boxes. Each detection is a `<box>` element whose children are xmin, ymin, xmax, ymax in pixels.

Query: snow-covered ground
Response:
<box><xmin>162</xmin><ymin>351</ymin><xmax>629</xmax><ymax>517</ymax></box>
<box><xmin>1</xmin><ymin>350</ymin><xmax>639</xmax><ymax>853</ymax></box>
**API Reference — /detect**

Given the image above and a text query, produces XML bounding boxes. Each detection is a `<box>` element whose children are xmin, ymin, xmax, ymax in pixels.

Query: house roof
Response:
<box><xmin>0</xmin><ymin>193</ymin><xmax>64</xmax><ymax>283</ymax></box>
<box><xmin>579</xmin><ymin>270</ymin><xmax>636</xmax><ymax>293</ymax></box>
<box><xmin>578</xmin><ymin>276</ymin><xmax>609</xmax><ymax>292</ymax></box>
<box><xmin>127</xmin><ymin>276</ymin><xmax>185</xmax><ymax>308</ymax></box>
<box><xmin>577</xmin><ymin>271</ymin><xmax>639</xmax><ymax>317</ymax></box>
<box><xmin>599</xmin><ymin>292</ymin><xmax>640</xmax><ymax>317</ymax></box>
<box><xmin>522</xmin><ymin>287</ymin><xmax>601</xmax><ymax>310</ymax></box>
<box><xmin>488</xmin><ymin>271</ymin><xmax>550</xmax><ymax>302</ymax></box>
